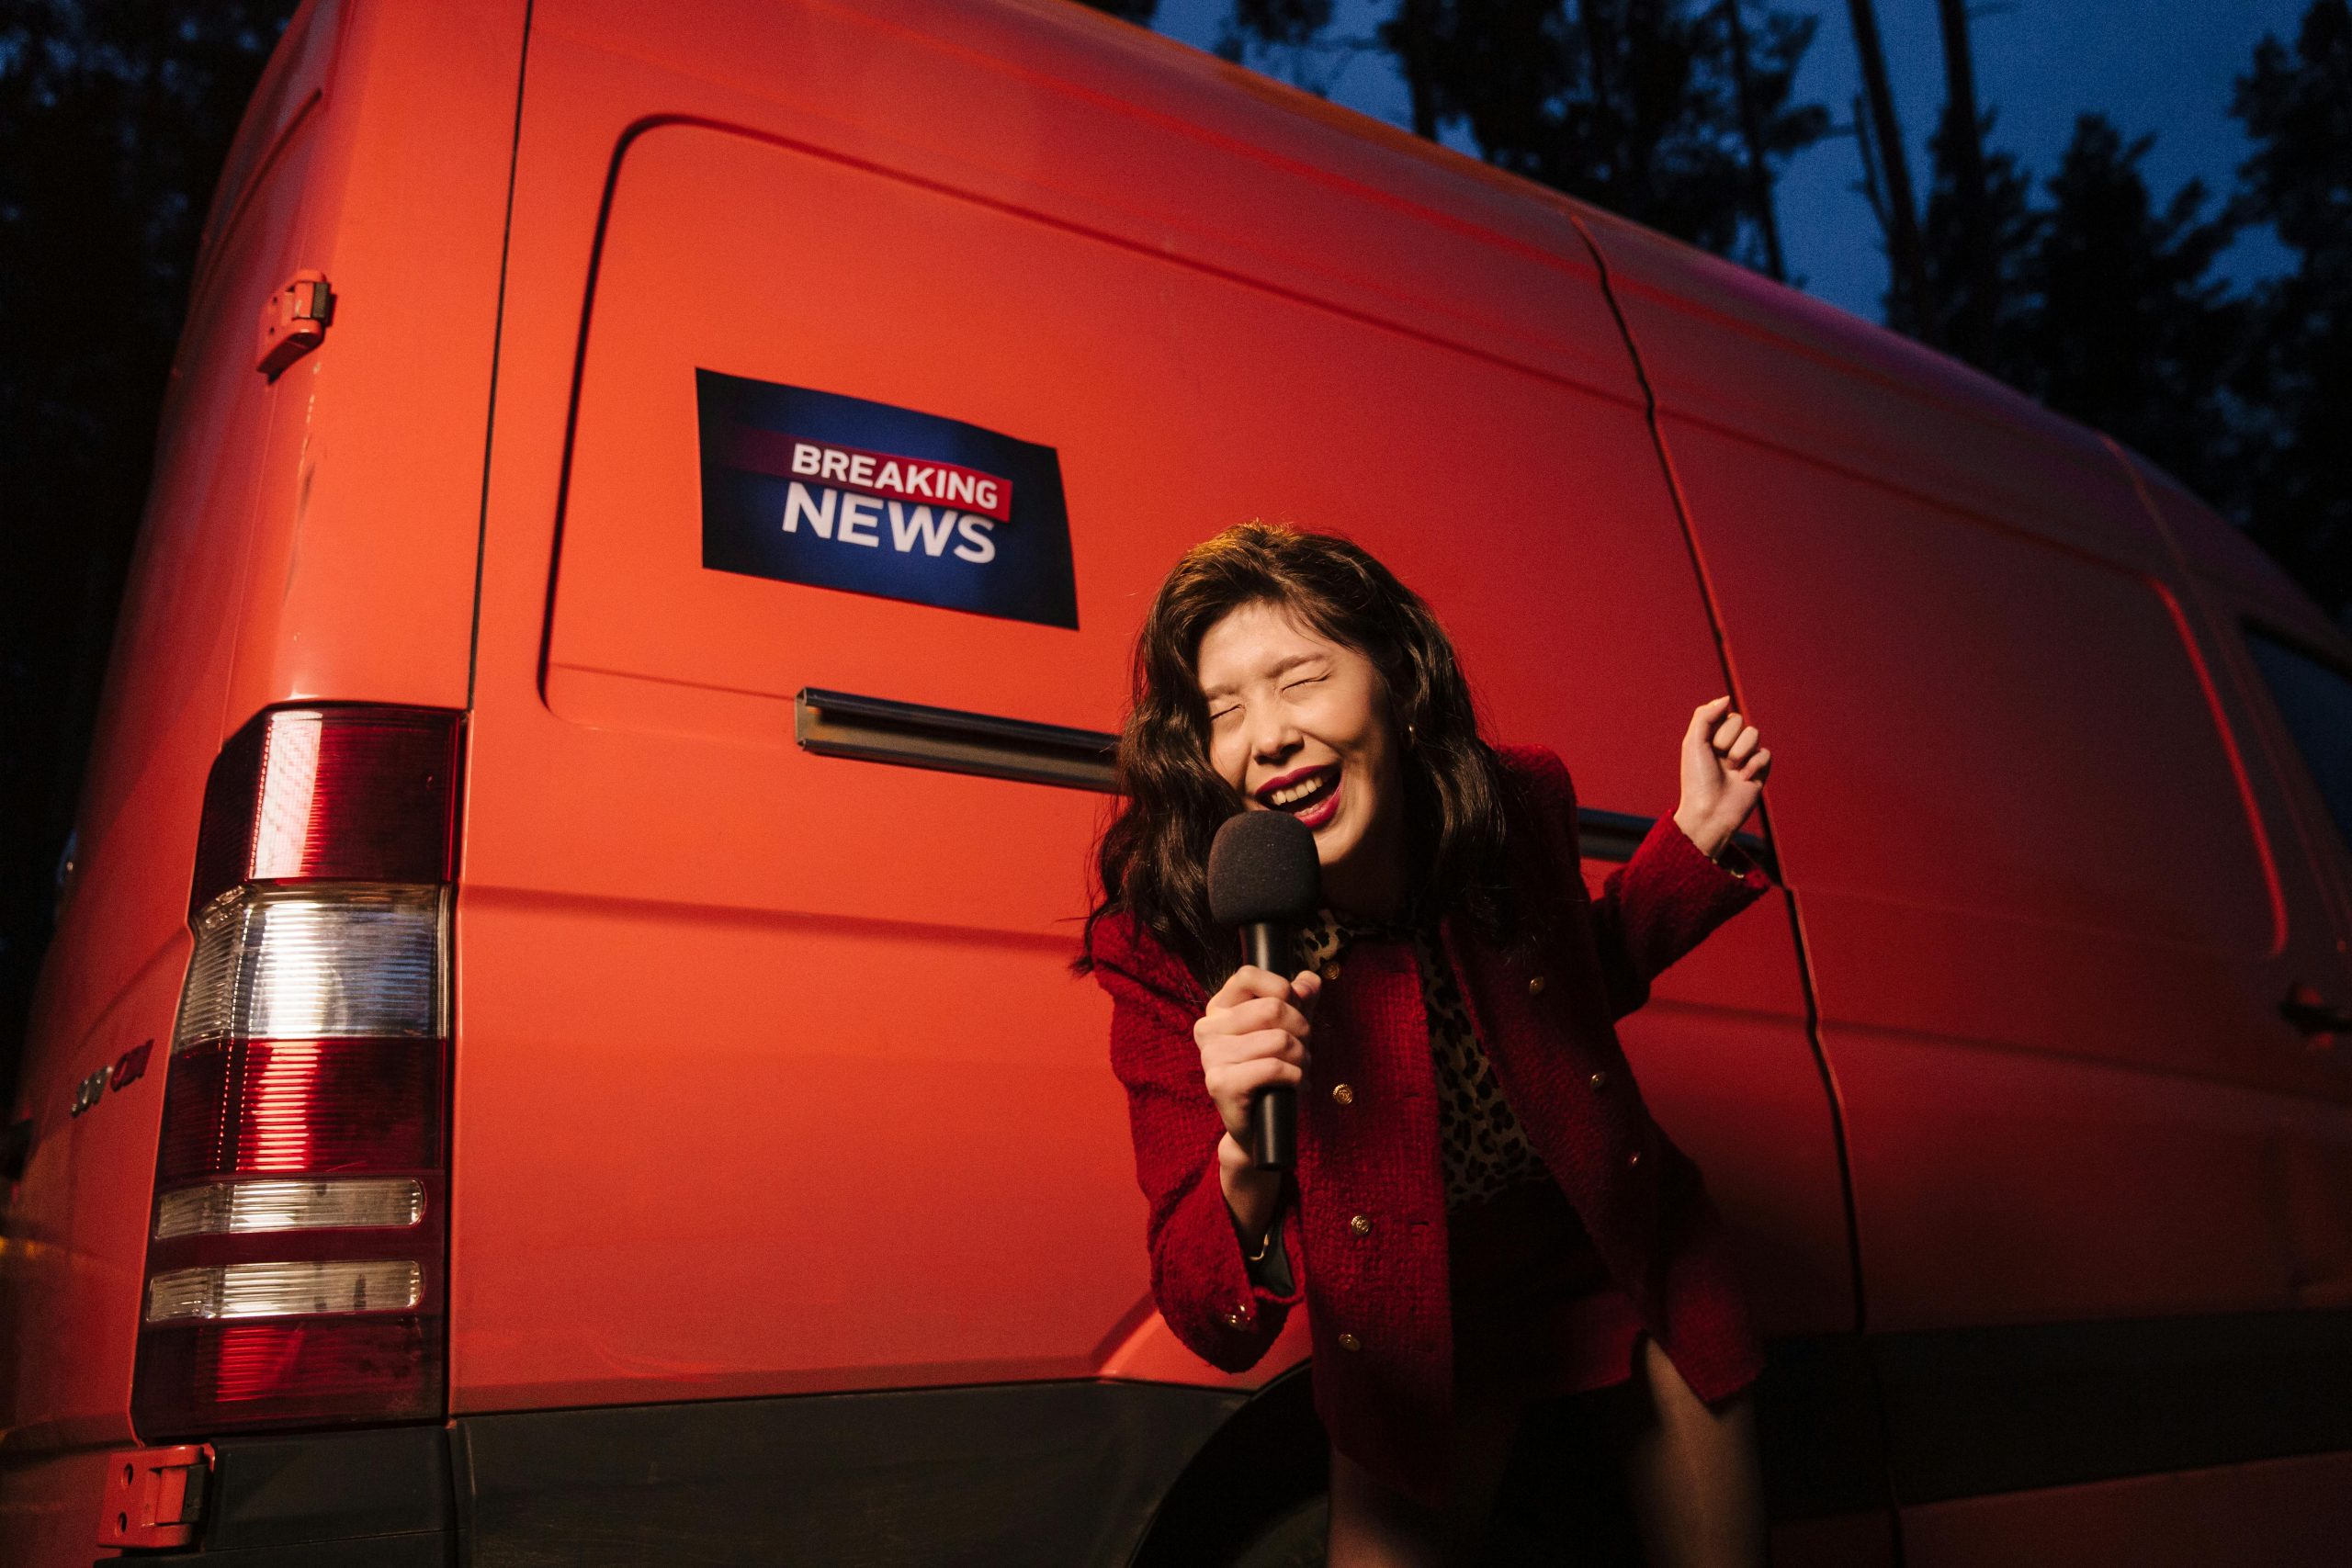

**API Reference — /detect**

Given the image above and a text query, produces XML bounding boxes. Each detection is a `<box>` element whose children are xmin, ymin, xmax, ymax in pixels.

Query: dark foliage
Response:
<box><xmin>1894</xmin><ymin>101</ymin><xmax>2040</xmax><ymax>365</ymax></box>
<box><xmin>1374</xmin><ymin>0</ymin><xmax>1827</xmax><ymax>271</ymax></box>
<box><xmin>1875</xmin><ymin>2</ymin><xmax>2347</xmax><ymax>626</ymax></box>
<box><xmin>2018</xmin><ymin>116</ymin><xmax>2250</xmax><ymax>518</ymax></box>
<box><xmin>1077</xmin><ymin>0</ymin><xmax>1162</xmax><ymax>23</ymax></box>
<box><xmin>2229</xmin><ymin>0</ymin><xmax>2352</xmax><ymax>622</ymax></box>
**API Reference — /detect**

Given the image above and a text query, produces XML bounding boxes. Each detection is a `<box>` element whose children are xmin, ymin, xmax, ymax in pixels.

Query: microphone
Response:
<box><xmin>1206</xmin><ymin>809</ymin><xmax>1322</xmax><ymax>1172</ymax></box>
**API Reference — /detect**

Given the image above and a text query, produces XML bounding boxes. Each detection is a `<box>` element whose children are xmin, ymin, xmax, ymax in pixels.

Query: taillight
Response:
<box><xmin>133</xmin><ymin>705</ymin><xmax>460</xmax><ymax>1440</ymax></box>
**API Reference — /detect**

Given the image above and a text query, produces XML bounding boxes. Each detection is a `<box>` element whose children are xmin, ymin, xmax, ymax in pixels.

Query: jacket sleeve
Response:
<box><xmin>1091</xmin><ymin>916</ymin><xmax>1306</xmax><ymax>1371</ymax></box>
<box><xmin>1509</xmin><ymin>744</ymin><xmax>1776</xmax><ymax>1023</ymax></box>
<box><xmin>1241</xmin><ymin>1203</ymin><xmax>1295</xmax><ymax>1295</ymax></box>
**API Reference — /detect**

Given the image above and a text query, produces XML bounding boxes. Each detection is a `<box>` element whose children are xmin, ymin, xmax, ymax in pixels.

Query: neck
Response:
<box><xmin>1322</xmin><ymin>836</ymin><xmax>1408</xmax><ymax>921</ymax></box>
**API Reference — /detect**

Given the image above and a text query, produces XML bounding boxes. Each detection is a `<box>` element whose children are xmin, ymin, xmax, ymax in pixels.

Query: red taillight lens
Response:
<box><xmin>133</xmin><ymin>1318</ymin><xmax>440</xmax><ymax>1434</ymax></box>
<box><xmin>190</xmin><ymin>707</ymin><xmax>459</xmax><ymax>917</ymax></box>
<box><xmin>135</xmin><ymin>705</ymin><xmax>460</xmax><ymax>1443</ymax></box>
<box><xmin>158</xmin><ymin>1040</ymin><xmax>442</xmax><ymax>1180</ymax></box>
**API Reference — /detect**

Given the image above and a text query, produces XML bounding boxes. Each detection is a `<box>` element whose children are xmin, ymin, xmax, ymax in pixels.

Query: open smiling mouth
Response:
<box><xmin>1258</xmin><ymin>764</ymin><xmax>1342</xmax><ymax>829</ymax></box>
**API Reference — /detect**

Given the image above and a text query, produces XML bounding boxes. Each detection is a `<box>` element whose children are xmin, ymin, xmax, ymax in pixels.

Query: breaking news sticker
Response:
<box><xmin>696</xmin><ymin>369</ymin><xmax>1079</xmax><ymax>629</ymax></box>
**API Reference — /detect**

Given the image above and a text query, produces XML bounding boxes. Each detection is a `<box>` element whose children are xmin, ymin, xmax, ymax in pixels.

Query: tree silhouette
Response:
<box><xmin>1906</xmin><ymin>100</ymin><xmax>2039</xmax><ymax>371</ymax></box>
<box><xmin>2230</xmin><ymin>0</ymin><xmax>2351</xmax><ymax>624</ymax></box>
<box><xmin>1079</xmin><ymin>0</ymin><xmax>1162</xmax><ymax>23</ymax></box>
<box><xmin>1845</xmin><ymin>0</ymin><xmax>1929</xmax><ymax>333</ymax></box>
<box><xmin>1375</xmin><ymin>0</ymin><xmax>1827</xmax><ymax>268</ymax></box>
<box><xmin>2017</xmin><ymin>115</ymin><xmax>2247</xmax><ymax>518</ymax></box>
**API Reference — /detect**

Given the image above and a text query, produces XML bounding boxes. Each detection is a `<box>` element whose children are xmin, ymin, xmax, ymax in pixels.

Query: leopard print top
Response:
<box><xmin>1297</xmin><ymin>906</ymin><xmax>1553</xmax><ymax>1211</ymax></box>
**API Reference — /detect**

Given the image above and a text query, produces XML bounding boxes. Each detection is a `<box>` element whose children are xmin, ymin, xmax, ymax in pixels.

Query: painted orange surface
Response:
<box><xmin>5</xmin><ymin>0</ymin><xmax>2351</xmax><ymax>1563</ymax></box>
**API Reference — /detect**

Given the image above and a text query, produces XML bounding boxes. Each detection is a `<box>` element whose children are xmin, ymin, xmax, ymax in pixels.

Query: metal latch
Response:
<box><xmin>256</xmin><ymin>269</ymin><xmax>334</xmax><ymax>379</ymax></box>
<box><xmin>96</xmin><ymin>1442</ymin><xmax>212</xmax><ymax>1550</ymax></box>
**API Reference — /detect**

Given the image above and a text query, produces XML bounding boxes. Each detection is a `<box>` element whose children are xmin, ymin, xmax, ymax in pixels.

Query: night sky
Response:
<box><xmin>1153</xmin><ymin>0</ymin><xmax>2308</xmax><ymax>324</ymax></box>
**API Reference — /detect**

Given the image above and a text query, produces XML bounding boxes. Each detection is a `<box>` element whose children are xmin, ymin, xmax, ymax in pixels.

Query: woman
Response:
<box><xmin>1080</xmin><ymin>523</ymin><xmax>1778</xmax><ymax>1566</ymax></box>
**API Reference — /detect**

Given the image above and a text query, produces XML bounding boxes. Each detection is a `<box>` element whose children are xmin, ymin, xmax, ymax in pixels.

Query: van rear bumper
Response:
<box><xmin>109</xmin><ymin>1379</ymin><xmax>1243</xmax><ymax>1566</ymax></box>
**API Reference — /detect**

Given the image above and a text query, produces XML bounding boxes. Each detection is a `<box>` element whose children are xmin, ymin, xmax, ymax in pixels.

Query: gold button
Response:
<box><xmin>1528</xmin><ymin>975</ymin><xmax>1546</xmax><ymax>996</ymax></box>
<box><xmin>1626</xmin><ymin>1150</ymin><xmax>1643</xmax><ymax>1168</ymax></box>
<box><xmin>1323</xmin><ymin>962</ymin><xmax>1342</xmax><ymax>981</ymax></box>
<box><xmin>1338</xmin><ymin>1331</ymin><xmax>1362</xmax><ymax>1352</ymax></box>
<box><xmin>1589</xmin><ymin>1070</ymin><xmax>1611</xmax><ymax>1090</ymax></box>
<box><xmin>1350</xmin><ymin>1213</ymin><xmax>1373</xmax><ymax>1235</ymax></box>
<box><xmin>1331</xmin><ymin>1082</ymin><xmax>1355</xmax><ymax>1106</ymax></box>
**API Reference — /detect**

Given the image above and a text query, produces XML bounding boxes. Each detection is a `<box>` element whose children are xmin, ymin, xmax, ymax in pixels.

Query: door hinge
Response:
<box><xmin>96</xmin><ymin>1442</ymin><xmax>212</xmax><ymax>1550</ymax></box>
<box><xmin>257</xmin><ymin>268</ymin><xmax>335</xmax><ymax>379</ymax></box>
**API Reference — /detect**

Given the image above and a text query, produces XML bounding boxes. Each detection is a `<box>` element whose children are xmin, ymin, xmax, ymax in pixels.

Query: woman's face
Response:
<box><xmin>1195</xmin><ymin>599</ymin><xmax>1408</xmax><ymax>914</ymax></box>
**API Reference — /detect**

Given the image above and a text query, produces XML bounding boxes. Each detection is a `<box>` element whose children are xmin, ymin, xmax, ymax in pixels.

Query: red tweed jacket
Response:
<box><xmin>1088</xmin><ymin>743</ymin><xmax>1776</xmax><ymax>1510</ymax></box>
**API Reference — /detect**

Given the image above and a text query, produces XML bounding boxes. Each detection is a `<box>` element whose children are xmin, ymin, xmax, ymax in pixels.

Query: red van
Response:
<box><xmin>8</xmin><ymin>1</ymin><xmax>2352</xmax><ymax>1562</ymax></box>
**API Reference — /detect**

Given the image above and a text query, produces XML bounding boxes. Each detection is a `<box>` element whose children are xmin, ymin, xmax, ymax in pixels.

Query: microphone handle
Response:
<box><xmin>1243</xmin><ymin>922</ymin><xmax>1297</xmax><ymax>1171</ymax></box>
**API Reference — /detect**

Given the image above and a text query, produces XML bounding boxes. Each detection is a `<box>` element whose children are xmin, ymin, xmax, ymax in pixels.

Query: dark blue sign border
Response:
<box><xmin>696</xmin><ymin>369</ymin><xmax>1079</xmax><ymax>629</ymax></box>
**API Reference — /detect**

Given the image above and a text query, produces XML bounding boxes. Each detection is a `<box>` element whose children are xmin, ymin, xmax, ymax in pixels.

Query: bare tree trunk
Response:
<box><xmin>1720</xmin><ymin>0</ymin><xmax>1786</xmax><ymax>280</ymax></box>
<box><xmin>1935</xmin><ymin>0</ymin><xmax>1995</xmax><ymax>361</ymax></box>
<box><xmin>1852</xmin><ymin>93</ymin><xmax>1887</xmax><ymax>228</ymax></box>
<box><xmin>1845</xmin><ymin>0</ymin><xmax>1930</xmax><ymax>334</ymax></box>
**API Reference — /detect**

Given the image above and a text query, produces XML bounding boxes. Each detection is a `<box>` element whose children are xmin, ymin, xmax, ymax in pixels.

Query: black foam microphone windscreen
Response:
<box><xmin>1207</xmin><ymin>808</ymin><xmax>1322</xmax><ymax>931</ymax></box>
<box><xmin>1207</xmin><ymin>809</ymin><xmax>1322</xmax><ymax>1171</ymax></box>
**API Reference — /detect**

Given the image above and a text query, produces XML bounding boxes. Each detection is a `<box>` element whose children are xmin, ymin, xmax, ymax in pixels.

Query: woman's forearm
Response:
<box><xmin>1216</xmin><ymin>1131</ymin><xmax>1283</xmax><ymax>1245</ymax></box>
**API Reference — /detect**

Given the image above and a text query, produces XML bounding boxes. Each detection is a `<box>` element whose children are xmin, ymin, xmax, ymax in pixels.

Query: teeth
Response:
<box><xmin>1268</xmin><ymin>771</ymin><xmax>1332</xmax><ymax>807</ymax></box>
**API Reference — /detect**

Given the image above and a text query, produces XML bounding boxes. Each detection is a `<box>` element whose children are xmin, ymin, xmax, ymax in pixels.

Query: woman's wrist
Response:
<box><xmin>1217</xmin><ymin>1131</ymin><xmax>1283</xmax><ymax>1243</ymax></box>
<box><xmin>1673</xmin><ymin>809</ymin><xmax>1735</xmax><ymax>863</ymax></box>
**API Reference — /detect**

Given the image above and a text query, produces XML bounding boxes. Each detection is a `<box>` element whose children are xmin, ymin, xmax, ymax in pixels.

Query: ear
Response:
<box><xmin>1389</xmin><ymin>698</ymin><xmax>1416</xmax><ymax>750</ymax></box>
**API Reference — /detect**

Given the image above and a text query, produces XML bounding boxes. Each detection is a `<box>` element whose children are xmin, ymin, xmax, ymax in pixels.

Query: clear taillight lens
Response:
<box><xmin>153</xmin><ymin>1179</ymin><xmax>425</xmax><ymax>1239</ymax></box>
<box><xmin>134</xmin><ymin>705</ymin><xmax>459</xmax><ymax>1443</ymax></box>
<box><xmin>146</xmin><ymin>1261</ymin><xmax>424</xmax><ymax>1323</ymax></box>
<box><xmin>175</xmin><ymin>885</ymin><xmax>445</xmax><ymax>1047</ymax></box>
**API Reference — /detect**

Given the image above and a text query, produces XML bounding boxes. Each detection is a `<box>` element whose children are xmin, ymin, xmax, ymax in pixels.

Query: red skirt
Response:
<box><xmin>1446</xmin><ymin>1179</ymin><xmax>1650</xmax><ymax>1407</ymax></box>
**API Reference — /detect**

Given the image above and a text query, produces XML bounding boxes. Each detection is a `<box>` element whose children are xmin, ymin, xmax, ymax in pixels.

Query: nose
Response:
<box><xmin>1245</xmin><ymin>706</ymin><xmax>1301</xmax><ymax>772</ymax></box>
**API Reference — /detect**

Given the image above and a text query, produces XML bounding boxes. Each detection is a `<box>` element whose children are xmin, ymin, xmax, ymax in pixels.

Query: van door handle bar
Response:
<box><xmin>2279</xmin><ymin>987</ymin><xmax>2352</xmax><ymax>1040</ymax></box>
<box><xmin>794</xmin><ymin>688</ymin><xmax>1777</xmax><ymax>877</ymax></box>
<box><xmin>795</xmin><ymin>687</ymin><xmax>1118</xmax><ymax>793</ymax></box>
<box><xmin>1578</xmin><ymin>807</ymin><xmax>1776</xmax><ymax>880</ymax></box>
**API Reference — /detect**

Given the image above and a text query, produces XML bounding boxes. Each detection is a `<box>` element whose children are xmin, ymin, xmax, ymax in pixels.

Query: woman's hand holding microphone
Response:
<box><xmin>1195</xmin><ymin>964</ymin><xmax>1323</xmax><ymax>1245</ymax></box>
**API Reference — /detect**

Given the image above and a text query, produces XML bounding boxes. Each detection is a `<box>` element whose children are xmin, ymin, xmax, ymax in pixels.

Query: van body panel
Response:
<box><xmin>2128</xmin><ymin>448</ymin><xmax>2352</xmax><ymax>647</ymax></box>
<box><xmin>18</xmin><ymin>0</ymin><xmax>2352</xmax><ymax>1558</ymax></box>
<box><xmin>455</xmin><ymin>1378</ymin><xmax>1238</xmax><ymax>1565</ymax></box>
<box><xmin>216</xmin><ymin>0</ymin><xmax>523</xmax><ymax>727</ymax></box>
<box><xmin>2123</xmin><ymin>474</ymin><xmax>2352</xmax><ymax>1310</ymax></box>
<box><xmin>1577</xmin><ymin>208</ymin><xmax>2162</xmax><ymax>569</ymax></box>
<box><xmin>0</xmin><ymin>1449</ymin><xmax>119</xmax><ymax>1568</ymax></box>
<box><xmin>539</xmin><ymin>0</ymin><xmax>1647</xmax><ymax>409</ymax></box>
<box><xmin>2</xmin><ymin>0</ymin><xmax>522</xmax><ymax>1498</ymax></box>
<box><xmin>1</xmin><ymin>941</ymin><xmax>188</xmax><ymax>1460</ymax></box>
<box><xmin>1894</xmin><ymin>1448</ymin><xmax>2352</xmax><ymax>1567</ymax></box>
<box><xmin>1635</xmin><ymin>367</ymin><xmax>2349</xmax><ymax>1319</ymax></box>
<box><xmin>187</xmin><ymin>0</ymin><xmax>345</xmax><ymax>309</ymax></box>
<box><xmin>2125</xmin><ymin>456</ymin><xmax>2352</xmax><ymax>944</ymax></box>
<box><xmin>1585</xmin><ymin>180</ymin><xmax>2352</xmax><ymax>1553</ymax></box>
<box><xmin>3</xmin><ymin>6</ymin><xmax>345</xmax><ymax>1471</ymax></box>
<box><xmin>448</xmin><ymin>0</ymin><xmax>1842</xmax><ymax>1414</ymax></box>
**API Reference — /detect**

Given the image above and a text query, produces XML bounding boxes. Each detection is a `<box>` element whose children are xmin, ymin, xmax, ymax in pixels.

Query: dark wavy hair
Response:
<box><xmin>1077</xmin><ymin>522</ymin><xmax>1541</xmax><ymax>984</ymax></box>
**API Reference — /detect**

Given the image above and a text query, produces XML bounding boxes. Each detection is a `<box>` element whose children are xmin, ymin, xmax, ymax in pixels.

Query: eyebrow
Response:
<box><xmin>1201</xmin><ymin>652</ymin><xmax>1326</xmax><ymax>702</ymax></box>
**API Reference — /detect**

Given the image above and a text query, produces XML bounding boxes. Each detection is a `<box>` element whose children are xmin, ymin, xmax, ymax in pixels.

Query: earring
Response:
<box><xmin>1405</xmin><ymin>721</ymin><xmax>1417</xmax><ymax>746</ymax></box>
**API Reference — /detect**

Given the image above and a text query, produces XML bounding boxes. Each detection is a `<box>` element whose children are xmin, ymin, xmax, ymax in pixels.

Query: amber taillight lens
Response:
<box><xmin>133</xmin><ymin>706</ymin><xmax>459</xmax><ymax>1441</ymax></box>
